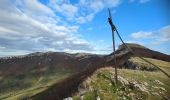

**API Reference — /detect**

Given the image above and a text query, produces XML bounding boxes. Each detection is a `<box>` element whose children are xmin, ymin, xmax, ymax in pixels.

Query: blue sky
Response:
<box><xmin>0</xmin><ymin>0</ymin><xmax>170</xmax><ymax>57</ymax></box>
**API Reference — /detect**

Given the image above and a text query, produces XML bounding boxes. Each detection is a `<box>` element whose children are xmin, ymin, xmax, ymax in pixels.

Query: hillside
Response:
<box><xmin>0</xmin><ymin>52</ymin><xmax>106</xmax><ymax>100</ymax></box>
<box><xmin>119</xmin><ymin>43</ymin><xmax>170</xmax><ymax>62</ymax></box>
<box><xmin>73</xmin><ymin>57</ymin><xmax>170</xmax><ymax>100</ymax></box>
<box><xmin>0</xmin><ymin>43</ymin><xmax>169</xmax><ymax>100</ymax></box>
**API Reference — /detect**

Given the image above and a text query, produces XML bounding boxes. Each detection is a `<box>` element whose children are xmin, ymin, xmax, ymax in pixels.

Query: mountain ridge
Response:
<box><xmin>0</xmin><ymin>43</ymin><xmax>169</xmax><ymax>100</ymax></box>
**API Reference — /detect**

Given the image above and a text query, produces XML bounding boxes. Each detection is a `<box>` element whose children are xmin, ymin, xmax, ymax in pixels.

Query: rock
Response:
<box><xmin>151</xmin><ymin>92</ymin><xmax>159</xmax><ymax>96</ymax></box>
<box><xmin>96</xmin><ymin>96</ymin><xmax>100</xmax><ymax>100</ymax></box>
<box><xmin>128</xmin><ymin>89</ymin><xmax>132</xmax><ymax>91</ymax></box>
<box><xmin>119</xmin><ymin>91</ymin><xmax>124</xmax><ymax>95</ymax></box>
<box><xmin>159</xmin><ymin>87</ymin><xmax>166</xmax><ymax>91</ymax></box>
<box><xmin>80</xmin><ymin>95</ymin><xmax>84</xmax><ymax>100</ymax></box>
<box><xmin>154</xmin><ymin>80</ymin><xmax>164</xmax><ymax>85</ymax></box>
<box><xmin>152</xmin><ymin>86</ymin><xmax>159</xmax><ymax>89</ymax></box>
<box><xmin>135</xmin><ymin>84</ymin><xmax>148</xmax><ymax>93</ymax></box>
<box><xmin>118</xmin><ymin>76</ymin><xmax>129</xmax><ymax>86</ymax></box>
<box><xmin>129</xmin><ymin>92</ymin><xmax>135</xmax><ymax>96</ymax></box>
<box><xmin>78</xmin><ymin>86</ymin><xmax>86</xmax><ymax>95</ymax></box>
<box><xmin>63</xmin><ymin>97</ymin><xmax>73</xmax><ymax>100</ymax></box>
<box><xmin>144</xmin><ymin>82</ymin><xmax>148</xmax><ymax>86</ymax></box>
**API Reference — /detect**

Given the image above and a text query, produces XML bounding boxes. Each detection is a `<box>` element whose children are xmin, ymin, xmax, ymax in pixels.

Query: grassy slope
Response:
<box><xmin>129</xmin><ymin>57</ymin><xmax>170</xmax><ymax>75</ymax></box>
<box><xmin>73</xmin><ymin>57</ymin><xmax>170</xmax><ymax>100</ymax></box>
<box><xmin>0</xmin><ymin>67</ymin><xmax>74</xmax><ymax>100</ymax></box>
<box><xmin>1</xmin><ymin>57</ymin><xmax>169</xmax><ymax>100</ymax></box>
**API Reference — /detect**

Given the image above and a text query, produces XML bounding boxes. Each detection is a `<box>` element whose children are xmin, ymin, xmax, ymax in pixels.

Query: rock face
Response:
<box><xmin>123</xmin><ymin>59</ymin><xmax>158</xmax><ymax>71</ymax></box>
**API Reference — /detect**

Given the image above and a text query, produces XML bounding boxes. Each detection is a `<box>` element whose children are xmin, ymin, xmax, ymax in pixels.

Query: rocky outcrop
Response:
<box><xmin>123</xmin><ymin>60</ymin><xmax>158</xmax><ymax>71</ymax></box>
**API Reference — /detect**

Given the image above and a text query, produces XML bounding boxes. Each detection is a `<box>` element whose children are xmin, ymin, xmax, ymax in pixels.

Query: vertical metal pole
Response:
<box><xmin>111</xmin><ymin>27</ymin><xmax>118</xmax><ymax>85</ymax></box>
<box><xmin>108</xmin><ymin>8</ymin><xmax>118</xmax><ymax>85</ymax></box>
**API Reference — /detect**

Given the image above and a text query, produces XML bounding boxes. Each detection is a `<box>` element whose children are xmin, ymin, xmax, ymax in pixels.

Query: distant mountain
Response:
<box><xmin>0</xmin><ymin>51</ymin><xmax>106</xmax><ymax>100</ymax></box>
<box><xmin>0</xmin><ymin>43</ymin><xmax>169</xmax><ymax>100</ymax></box>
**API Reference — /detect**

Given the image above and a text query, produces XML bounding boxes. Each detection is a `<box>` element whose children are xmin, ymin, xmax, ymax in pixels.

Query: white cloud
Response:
<box><xmin>0</xmin><ymin>0</ymin><xmax>95</xmax><ymax>56</ymax></box>
<box><xmin>139</xmin><ymin>0</ymin><xmax>150</xmax><ymax>3</ymax></box>
<box><xmin>90</xmin><ymin>0</ymin><xmax>104</xmax><ymax>13</ymax></box>
<box><xmin>0</xmin><ymin>46</ymin><xmax>6</xmax><ymax>49</ymax></box>
<box><xmin>18</xmin><ymin>0</ymin><xmax>54</xmax><ymax>15</ymax></box>
<box><xmin>130</xmin><ymin>25</ymin><xmax>170</xmax><ymax>46</ymax></box>
<box><xmin>49</xmin><ymin>0</ymin><xmax>121</xmax><ymax>24</ymax></box>
<box><xmin>76</xmin><ymin>13</ymin><xmax>95</xmax><ymax>24</ymax></box>
<box><xmin>67</xmin><ymin>26</ymin><xmax>79</xmax><ymax>33</ymax></box>
<box><xmin>99</xmin><ymin>40</ymin><xmax>104</xmax><ymax>43</ymax></box>
<box><xmin>76</xmin><ymin>0</ymin><xmax>120</xmax><ymax>23</ymax></box>
<box><xmin>105</xmin><ymin>0</ymin><xmax>121</xmax><ymax>7</ymax></box>
<box><xmin>129</xmin><ymin>0</ymin><xmax>135</xmax><ymax>3</ymax></box>
<box><xmin>129</xmin><ymin>0</ymin><xmax>150</xmax><ymax>3</ymax></box>
<box><xmin>0</xmin><ymin>0</ymin><xmax>124</xmax><ymax>56</ymax></box>
<box><xmin>87</xmin><ymin>27</ymin><xmax>93</xmax><ymax>31</ymax></box>
<box><xmin>159</xmin><ymin>25</ymin><xmax>170</xmax><ymax>41</ymax></box>
<box><xmin>62</xmin><ymin>4</ymin><xmax>78</xmax><ymax>17</ymax></box>
<box><xmin>150</xmin><ymin>25</ymin><xmax>170</xmax><ymax>45</ymax></box>
<box><xmin>50</xmin><ymin>3</ymin><xmax>78</xmax><ymax>18</ymax></box>
<box><xmin>131</xmin><ymin>31</ymin><xmax>155</xmax><ymax>39</ymax></box>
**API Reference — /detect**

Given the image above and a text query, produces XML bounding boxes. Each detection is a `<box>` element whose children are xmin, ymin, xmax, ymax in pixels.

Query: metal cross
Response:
<box><xmin>108</xmin><ymin>8</ymin><xmax>118</xmax><ymax>85</ymax></box>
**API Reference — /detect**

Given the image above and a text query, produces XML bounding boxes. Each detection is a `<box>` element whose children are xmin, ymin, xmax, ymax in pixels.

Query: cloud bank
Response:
<box><xmin>130</xmin><ymin>25</ymin><xmax>170</xmax><ymax>46</ymax></box>
<box><xmin>0</xmin><ymin>0</ymin><xmax>121</xmax><ymax>56</ymax></box>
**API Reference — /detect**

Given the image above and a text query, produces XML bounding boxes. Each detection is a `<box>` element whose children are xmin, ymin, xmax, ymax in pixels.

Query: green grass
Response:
<box><xmin>125</xmin><ymin>43</ymin><xmax>147</xmax><ymax>49</ymax></box>
<box><xmin>0</xmin><ymin>67</ymin><xmax>74</xmax><ymax>100</ymax></box>
<box><xmin>73</xmin><ymin>57</ymin><xmax>170</xmax><ymax>100</ymax></box>
<box><xmin>1</xmin><ymin>57</ymin><xmax>169</xmax><ymax>100</ymax></box>
<box><xmin>129</xmin><ymin>57</ymin><xmax>170</xmax><ymax>75</ymax></box>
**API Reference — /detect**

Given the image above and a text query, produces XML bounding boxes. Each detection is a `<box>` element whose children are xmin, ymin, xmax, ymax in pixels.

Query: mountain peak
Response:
<box><xmin>119</xmin><ymin>43</ymin><xmax>147</xmax><ymax>50</ymax></box>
